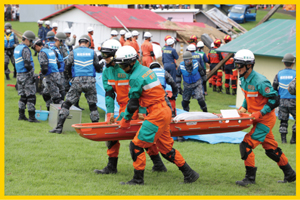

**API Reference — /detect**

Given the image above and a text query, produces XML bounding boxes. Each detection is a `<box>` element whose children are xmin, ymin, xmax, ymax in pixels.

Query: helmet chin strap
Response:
<box><xmin>239</xmin><ymin>65</ymin><xmax>249</xmax><ymax>78</ymax></box>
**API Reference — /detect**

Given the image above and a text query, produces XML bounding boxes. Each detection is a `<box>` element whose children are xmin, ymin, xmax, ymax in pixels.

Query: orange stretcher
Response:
<box><xmin>72</xmin><ymin>113</ymin><xmax>253</xmax><ymax>142</ymax></box>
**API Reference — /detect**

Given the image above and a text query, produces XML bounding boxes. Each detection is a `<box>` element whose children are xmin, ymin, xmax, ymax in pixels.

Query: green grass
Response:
<box><xmin>5</xmin><ymin>20</ymin><xmax>296</xmax><ymax>196</ymax></box>
<box><xmin>239</xmin><ymin>9</ymin><xmax>295</xmax><ymax>31</ymax></box>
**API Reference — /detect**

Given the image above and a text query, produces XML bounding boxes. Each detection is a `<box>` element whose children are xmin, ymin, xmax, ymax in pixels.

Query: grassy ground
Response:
<box><xmin>4</xmin><ymin>15</ymin><xmax>296</xmax><ymax>196</ymax></box>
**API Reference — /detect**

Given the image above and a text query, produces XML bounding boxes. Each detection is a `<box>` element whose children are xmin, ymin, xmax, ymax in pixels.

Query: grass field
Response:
<box><xmin>4</xmin><ymin>10</ymin><xmax>296</xmax><ymax>197</ymax></box>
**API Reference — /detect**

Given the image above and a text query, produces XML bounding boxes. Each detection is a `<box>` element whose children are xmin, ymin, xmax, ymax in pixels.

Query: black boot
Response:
<box><xmin>28</xmin><ymin>111</ymin><xmax>40</xmax><ymax>123</ymax></box>
<box><xmin>226</xmin><ymin>87</ymin><xmax>230</xmax><ymax>95</ymax></box>
<box><xmin>18</xmin><ymin>109</ymin><xmax>28</xmax><ymax>121</ymax></box>
<box><xmin>150</xmin><ymin>154</ymin><xmax>167</xmax><ymax>172</ymax></box>
<box><xmin>278</xmin><ymin>163</ymin><xmax>296</xmax><ymax>183</ymax></box>
<box><xmin>49</xmin><ymin>117</ymin><xmax>66</xmax><ymax>134</ymax></box>
<box><xmin>209</xmin><ymin>83</ymin><xmax>212</xmax><ymax>88</ymax></box>
<box><xmin>179</xmin><ymin>162</ymin><xmax>199</xmax><ymax>183</ymax></box>
<box><xmin>232</xmin><ymin>89</ymin><xmax>236</xmax><ymax>95</ymax></box>
<box><xmin>94</xmin><ymin>157</ymin><xmax>118</xmax><ymax>174</ymax></box>
<box><xmin>13</xmin><ymin>70</ymin><xmax>16</xmax><ymax>78</ymax></box>
<box><xmin>47</xmin><ymin>107</ymin><xmax>50</xmax><ymax>111</ymax></box>
<box><xmin>120</xmin><ymin>169</ymin><xmax>144</xmax><ymax>185</ymax></box>
<box><xmin>5</xmin><ymin>73</ymin><xmax>10</xmax><ymax>80</ymax></box>
<box><xmin>213</xmin><ymin>85</ymin><xmax>217</xmax><ymax>92</ymax></box>
<box><xmin>281</xmin><ymin>133</ymin><xmax>287</xmax><ymax>144</ymax></box>
<box><xmin>217</xmin><ymin>86</ymin><xmax>223</xmax><ymax>93</ymax></box>
<box><xmin>290</xmin><ymin>131</ymin><xmax>296</xmax><ymax>144</ymax></box>
<box><xmin>236</xmin><ymin>166</ymin><xmax>257</xmax><ymax>186</ymax></box>
<box><xmin>74</xmin><ymin>100</ymin><xmax>84</xmax><ymax>110</ymax></box>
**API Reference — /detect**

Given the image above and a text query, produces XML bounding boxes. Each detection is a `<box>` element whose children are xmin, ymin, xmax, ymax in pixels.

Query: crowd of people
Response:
<box><xmin>4</xmin><ymin>4</ymin><xmax>19</xmax><ymax>21</ymax></box>
<box><xmin>4</xmin><ymin>20</ymin><xmax>296</xmax><ymax>186</ymax></box>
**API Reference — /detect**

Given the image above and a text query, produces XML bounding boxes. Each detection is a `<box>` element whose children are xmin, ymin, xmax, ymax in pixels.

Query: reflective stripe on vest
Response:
<box><xmin>14</xmin><ymin>44</ymin><xmax>34</xmax><ymax>73</ymax></box>
<box><xmin>72</xmin><ymin>47</ymin><xmax>95</xmax><ymax>77</ymax></box>
<box><xmin>51</xmin><ymin>46</ymin><xmax>65</xmax><ymax>72</ymax></box>
<box><xmin>152</xmin><ymin>68</ymin><xmax>166</xmax><ymax>89</ymax></box>
<box><xmin>278</xmin><ymin>69</ymin><xmax>296</xmax><ymax>99</ymax></box>
<box><xmin>180</xmin><ymin>60</ymin><xmax>201</xmax><ymax>84</ymax></box>
<box><xmin>40</xmin><ymin>48</ymin><xmax>59</xmax><ymax>76</ymax></box>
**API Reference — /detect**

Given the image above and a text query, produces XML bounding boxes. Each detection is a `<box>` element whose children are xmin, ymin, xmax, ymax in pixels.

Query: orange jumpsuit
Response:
<box><xmin>132</xmin><ymin>38</ymin><xmax>140</xmax><ymax>57</ymax></box>
<box><xmin>102</xmin><ymin>64</ymin><xmax>158</xmax><ymax>158</ymax></box>
<box><xmin>141</xmin><ymin>40</ymin><xmax>155</xmax><ymax>67</ymax></box>
<box><xmin>123</xmin><ymin>40</ymin><xmax>134</xmax><ymax>48</ymax></box>
<box><xmin>51</xmin><ymin>29</ymin><xmax>57</xmax><ymax>35</ymax></box>
<box><xmin>88</xmin><ymin>33</ymin><xmax>94</xmax><ymax>49</ymax></box>
<box><xmin>207</xmin><ymin>47</ymin><xmax>222</xmax><ymax>86</ymax></box>
<box><xmin>121</xmin><ymin>61</ymin><xmax>185</xmax><ymax>170</ymax></box>
<box><xmin>119</xmin><ymin>36</ymin><xmax>125</xmax><ymax>46</ymax></box>
<box><xmin>239</xmin><ymin>70</ymin><xmax>288</xmax><ymax>168</ymax></box>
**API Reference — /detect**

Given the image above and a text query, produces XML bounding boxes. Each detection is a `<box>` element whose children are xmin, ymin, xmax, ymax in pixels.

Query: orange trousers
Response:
<box><xmin>132</xmin><ymin>101</ymin><xmax>186</xmax><ymax>170</ymax></box>
<box><xmin>106</xmin><ymin>105</ymin><xmax>159</xmax><ymax>158</ymax></box>
<box><xmin>142</xmin><ymin>56</ymin><xmax>154</xmax><ymax>68</ymax></box>
<box><xmin>243</xmin><ymin>112</ymin><xmax>288</xmax><ymax>167</ymax></box>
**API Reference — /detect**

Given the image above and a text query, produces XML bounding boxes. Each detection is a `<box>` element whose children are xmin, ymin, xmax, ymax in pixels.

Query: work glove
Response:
<box><xmin>106</xmin><ymin>113</ymin><xmax>115</xmax><ymax>124</ymax></box>
<box><xmin>119</xmin><ymin>118</ymin><xmax>131</xmax><ymax>130</ymax></box>
<box><xmin>178</xmin><ymin>88</ymin><xmax>183</xmax><ymax>95</ymax></box>
<box><xmin>138</xmin><ymin>113</ymin><xmax>146</xmax><ymax>120</ymax></box>
<box><xmin>237</xmin><ymin>107</ymin><xmax>247</xmax><ymax>115</ymax></box>
<box><xmin>251</xmin><ymin>111</ymin><xmax>262</xmax><ymax>120</ymax></box>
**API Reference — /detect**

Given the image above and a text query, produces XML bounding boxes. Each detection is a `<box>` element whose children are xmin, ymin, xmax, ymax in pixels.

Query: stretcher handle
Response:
<box><xmin>172</xmin><ymin>117</ymin><xmax>253</xmax><ymax>124</ymax></box>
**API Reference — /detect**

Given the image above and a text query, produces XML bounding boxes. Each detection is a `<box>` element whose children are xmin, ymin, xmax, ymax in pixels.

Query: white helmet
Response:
<box><xmin>120</xmin><ymin>30</ymin><xmax>126</xmax><ymax>35</ymax></box>
<box><xmin>132</xmin><ymin>30</ymin><xmax>139</xmax><ymax>36</ymax></box>
<box><xmin>37</xmin><ymin>20</ymin><xmax>44</xmax><ymax>24</ymax></box>
<box><xmin>87</xmin><ymin>27</ymin><xmax>94</xmax><ymax>32</ymax></box>
<box><xmin>234</xmin><ymin>49</ymin><xmax>255</xmax><ymax>65</ymax></box>
<box><xmin>210</xmin><ymin>43</ymin><xmax>214</xmax><ymax>48</ymax></box>
<box><xmin>111</xmin><ymin>30</ymin><xmax>118</xmax><ymax>36</ymax></box>
<box><xmin>166</xmin><ymin>38</ymin><xmax>174</xmax><ymax>46</ymax></box>
<box><xmin>187</xmin><ymin>44</ymin><xmax>196</xmax><ymax>51</ymax></box>
<box><xmin>197</xmin><ymin>41</ymin><xmax>204</xmax><ymax>48</ymax></box>
<box><xmin>125</xmin><ymin>32</ymin><xmax>132</xmax><ymax>40</ymax></box>
<box><xmin>114</xmin><ymin>46</ymin><xmax>137</xmax><ymax>65</ymax></box>
<box><xmin>45</xmin><ymin>20</ymin><xmax>51</xmax><ymax>26</ymax></box>
<box><xmin>144</xmin><ymin>32</ymin><xmax>152</xmax><ymax>38</ymax></box>
<box><xmin>64</xmin><ymin>28</ymin><xmax>71</xmax><ymax>34</ymax></box>
<box><xmin>101</xmin><ymin>39</ymin><xmax>121</xmax><ymax>58</ymax></box>
<box><xmin>52</xmin><ymin>22</ymin><xmax>58</xmax><ymax>27</ymax></box>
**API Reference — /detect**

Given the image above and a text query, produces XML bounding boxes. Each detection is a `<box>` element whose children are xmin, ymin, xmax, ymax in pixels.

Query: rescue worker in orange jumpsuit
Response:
<box><xmin>221</xmin><ymin>35</ymin><xmax>237</xmax><ymax>95</ymax></box>
<box><xmin>87</xmin><ymin>27</ymin><xmax>95</xmax><ymax>49</ymax></box>
<box><xmin>94</xmin><ymin>39</ymin><xmax>167</xmax><ymax>175</ymax></box>
<box><xmin>110</xmin><ymin>30</ymin><xmax>118</xmax><ymax>39</ymax></box>
<box><xmin>119</xmin><ymin>30</ymin><xmax>126</xmax><ymax>46</ymax></box>
<box><xmin>208</xmin><ymin>39</ymin><xmax>222</xmax><ymax>92</ymax></box>
<box><xmin>234</xmin><ymin>49</ymin><xmax>296</xmax><ymax>186</ymax></box>
<box><xmin>51</xmin><ymin>22</ymin><xmax>58</xmax><ymax>35</ymax></box>
<box><xmin>189</xmin><ymin>35</ymin><xmax>197</xmax><ymax>47</ymax></box>
<box><xmin>123</xmin><ymin>32</ymin><xmax>134</xmax><ymax>48</ymax></box>
<box><xmin>141</xmin><ymin>32</ymin><xmax>156</xmax><ymax>68</ymax></box>
<box><xmin>131</xmin><ymin>30</ymin><xmax>140</xmax><ymax>57</ymax></box>
<box><xmin>115</xmin><ymin>46</ymin><xmax>199</xmax><ymax>185</ymax></box>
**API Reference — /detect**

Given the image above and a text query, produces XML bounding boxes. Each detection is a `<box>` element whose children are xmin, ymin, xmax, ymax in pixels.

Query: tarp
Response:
<box><xmin>96</xmin><ymin>73</ymin><xmax>247</xmax><ymax>144</ymax></box>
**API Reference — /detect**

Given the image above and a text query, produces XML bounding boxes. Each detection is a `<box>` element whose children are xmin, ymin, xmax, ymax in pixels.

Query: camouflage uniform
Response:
<box><xmin>273</xmin><ymin>70</ymin><xmax>296</xmax><ymax>143</ymax></box>
<box><xmin>176</xmin><ymin>60</ymin><xmax>207</xmax><ymax>112</ymax></box>
<box><xmin>60</xmin><ymin>45</ymin><xmax>70</xmax><ymax>94</ymax></box>
<box><xmin>38</xmin><ymin>48</ymin><xmax>63</xmax><ymax>108</ymax></box>
<box><xmin>15</xmin><ymin>46</ymin><xmax>36</xmax><ymax>111</ymax></box>
<box><xmin>288</xmin><ymin>78</ymin><xmax>296</xmax><ymax>95</ymax></box>
<box><xmin>5</xmin><ymin>32</ymin><xmax>19</xmax><ymax>77</ymax></box>
<box><xmin>62</xmin><ymin>49</ymin><xmax>100</xmax><ymax>122</ymax></box>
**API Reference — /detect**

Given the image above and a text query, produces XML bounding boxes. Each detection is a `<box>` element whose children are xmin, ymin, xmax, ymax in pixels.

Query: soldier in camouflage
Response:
<box><xmin>176</xmin><ymin>51</ymin><xmax>207</xmax><ymax>112</ymax></box>
<box><xmin>49</xmin><ymin>35</ymin><xmax>101</xmax><ymax>134</ymax></box>
<box><xmin>273</xmin><ymin>53</ymin><xmax>296</xmax><ymax>144</ymax></box>
<box><xmin>32</xmin><ymin>39</ymin><xmax>63</xmax><ymax>111</ymax></box>
<box><xmin>5</xmin><ymin>22</ymin><xmax>19</xmax><ymax>80</ymax></box>
<box><xmin>14</xmin><ymin>30</ymin><xmax>39</xmax><ymax>122</ymax></box>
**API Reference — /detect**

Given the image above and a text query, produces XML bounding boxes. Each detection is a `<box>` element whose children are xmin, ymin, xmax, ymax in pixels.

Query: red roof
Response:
<box><xmin>41</xmin><ymin>5</ymin><xmax>170</xmax><ymax>30</ymax></box>
<box><xmin>175</xmin><ymin>22</ymin><xmax>206</xmax><ymax>28</ymax></box>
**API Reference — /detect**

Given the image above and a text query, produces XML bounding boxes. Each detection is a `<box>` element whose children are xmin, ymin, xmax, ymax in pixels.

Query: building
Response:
<box><xmin>41</xmin><ymin>5</ymin><xmax>177</xmax><ymax>50</ymax></box>
<box><xmin>151</xmin><ymin>9</ymin><xmax>199</xmax><ymax>22</ymax></box>
<box><xmin>216</xmin><ymin>19</ymin><xmax>296</xmax><ymax>108</ymax></box>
